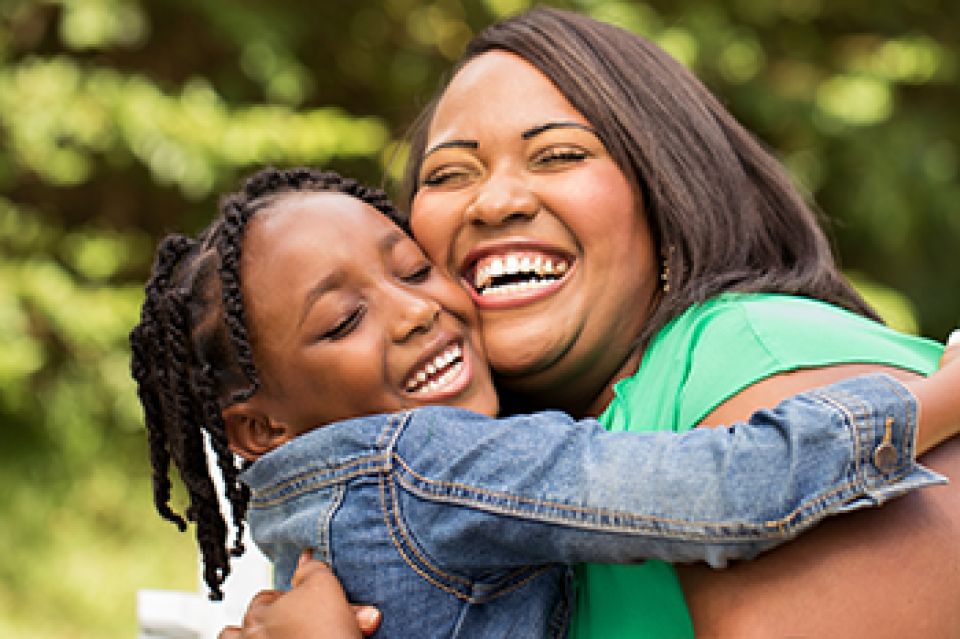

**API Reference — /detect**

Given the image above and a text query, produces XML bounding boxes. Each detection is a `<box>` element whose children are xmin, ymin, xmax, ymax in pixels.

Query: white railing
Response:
<box><xmin>138</xmin><ymin>438</ymin><xmax>271</xmax><ymax>638</ymax></box>
<box><xmin>137</xmin><ymin>536</ymin><xmax>271</xmax><ymax>639</ymax></box>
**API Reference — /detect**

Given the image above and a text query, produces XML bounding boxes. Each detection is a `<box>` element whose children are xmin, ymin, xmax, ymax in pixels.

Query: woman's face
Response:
<box><xmin>411</xmin><ymin>51</ymin><xmax>660</xmax><ymax>414</ymax></box>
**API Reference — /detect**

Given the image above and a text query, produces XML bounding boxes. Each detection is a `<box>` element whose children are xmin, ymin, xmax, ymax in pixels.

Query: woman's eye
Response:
<box><xmin>421</xmin><ymin>167</ymin><xmax>469</xmax><ymax>187</ymax></box>
<box><xmin>323</xmin><ymin>307</ymin><xmax>364</xmax><ymax>340</ymax></box>
<box><xmin>534</xmin><ymin>148</ymin><xmax>588</xmax><ymax>167</ymax></box>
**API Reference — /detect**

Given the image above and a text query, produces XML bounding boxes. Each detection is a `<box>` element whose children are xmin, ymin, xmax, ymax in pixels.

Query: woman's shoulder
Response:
<box><xmin>676</xmin><ymin>293</ymin><xmax>940</xmax><ymax>373</ymax></box>
<box><xmin>628</xmin><ymin>293</ymin><xmax>942</xmax><ymax>432</ymax></box>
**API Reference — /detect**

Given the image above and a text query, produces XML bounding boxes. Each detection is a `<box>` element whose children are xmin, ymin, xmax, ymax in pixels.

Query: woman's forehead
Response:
<box><xmin>428</xmin><ymin>51</ymin><xmax>588</xmax><ymax>141</ymax></box>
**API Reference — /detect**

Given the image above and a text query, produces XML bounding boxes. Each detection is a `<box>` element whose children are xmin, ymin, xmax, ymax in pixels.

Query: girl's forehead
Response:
<box><xmin>249</xmin><ymin>191</ymin><xmax>395</xmax><ymax>248</ymax></box>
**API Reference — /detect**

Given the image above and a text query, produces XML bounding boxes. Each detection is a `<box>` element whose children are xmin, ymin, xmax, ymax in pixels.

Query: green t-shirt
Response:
<box><xmin>570</xmin><ymin>293</ymin><xmax>942</xmax><ymax>638</ymax></box>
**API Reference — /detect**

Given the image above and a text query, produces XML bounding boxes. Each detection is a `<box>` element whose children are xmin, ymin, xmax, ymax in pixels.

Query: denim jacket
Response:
<box><xmin>242</xmin><ymin>375</ymin><xmax>943</xmax><ymax>638</ymax></box>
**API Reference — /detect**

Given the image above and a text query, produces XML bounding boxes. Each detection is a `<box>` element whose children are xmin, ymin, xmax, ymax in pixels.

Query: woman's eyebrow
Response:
<box><xmin>522</xmin><ymin>121</ymin><xmax>597</xmax><ymax>140</ymax></box>
<box><xmin>423</xmin><ymin>122</ymin><xmax>597</xmax><ymax>159</ymax></box>
<box><xmin>423</xmin><ymin>139</ymin><xmax>478</xmax><ymax>159</ymax></box>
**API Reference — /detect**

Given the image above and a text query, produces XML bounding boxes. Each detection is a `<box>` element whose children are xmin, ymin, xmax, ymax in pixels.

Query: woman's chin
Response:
<box><xmin>485</xmin><ymin>342</ymin><xmax>575</xmax><ymax>398</ymax></box>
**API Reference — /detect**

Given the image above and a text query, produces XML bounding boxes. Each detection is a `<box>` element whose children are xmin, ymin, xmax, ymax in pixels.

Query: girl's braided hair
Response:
<box><xmin>130</xmin><ymin>166</ymin><xmax>406</xmax><ymax>599</ymax></box>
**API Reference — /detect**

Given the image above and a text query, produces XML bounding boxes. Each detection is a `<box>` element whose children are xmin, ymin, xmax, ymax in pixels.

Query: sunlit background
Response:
<box><xmin>1</xmin><ymin>0</ymin><xmax>958</xmax><ymax>636</ymax></box>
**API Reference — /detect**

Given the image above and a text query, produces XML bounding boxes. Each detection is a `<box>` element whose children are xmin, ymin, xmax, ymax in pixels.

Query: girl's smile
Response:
<box><xmin>238</xmin><ymin>191</ymin><xmax>499</xmax><ymax>433</ymax></box>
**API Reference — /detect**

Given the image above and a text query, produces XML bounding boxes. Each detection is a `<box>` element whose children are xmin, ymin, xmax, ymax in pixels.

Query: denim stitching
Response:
<box><xmin>382</xmin><ymin>412</ymin><xmax>557</xmax><ymax>599</ymax></box>
<box><xmin>387</xmin><ymin>433</ymin><xmax>553</xmax><ymax>595</ymax></box>
<box><xmin>378</xmin><ymin>440</ymin><xmax>554</xmax><ymax>603</ymax></box>
<box><xmin>812</xmin><ymin>388</ymin><xmax>869</xmax><ymax>479</ymax></box>
<box><xmin>813</xmin><ymin>375</ymin><xmax>914</xmax><ymax>477</ymax></box>
<box><xmin>314</xmin><ymin>482</ymin><xmax>344</xmax><ymax>565</ymax></box>
<box><xmin>380</xmin><ymin>411</ymin><xmax>471</xmax><ymax>587</ymax></box>
<box><xmin>250</xmin><ymin>458</ymin><xmax>388</xmax><ymax>508</ymax></box>
<box><xmin>391</xmin><ymin>451</ymin><xmax>873</xmax><ymax>538</ymax></box>
<box><xmin>875</xmin><ymin>374</ymin><xmax>919</xmax><ymax>462</ymax></box>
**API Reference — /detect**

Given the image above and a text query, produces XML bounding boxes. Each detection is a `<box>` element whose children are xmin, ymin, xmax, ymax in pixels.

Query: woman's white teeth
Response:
<box><xmin>474</xmin><ymin>254</ymin><xmax>570</xmax><ymax>294</ymax></box>
<box><xmin>406</xmin><ymin>344</ymin><xmax>463</xmax><ymax>392</ymax></box>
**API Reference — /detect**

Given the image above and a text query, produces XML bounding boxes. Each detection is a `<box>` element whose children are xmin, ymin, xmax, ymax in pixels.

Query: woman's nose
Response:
<box><xmin>389</xmin><ymin>288</ymin><xmax>441</xmax><ymax>342</ymax></box>
<box><xmin>465</xmin><ymin>175</ymin><xmax>538</xmax><ymax>226</ymax></box>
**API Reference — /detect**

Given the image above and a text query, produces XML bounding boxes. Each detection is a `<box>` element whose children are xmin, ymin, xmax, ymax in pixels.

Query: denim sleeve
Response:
<box><xmin>388</xmin><ymin>374</ymin><xmax>945</xmax><ymax>571</ymax></box>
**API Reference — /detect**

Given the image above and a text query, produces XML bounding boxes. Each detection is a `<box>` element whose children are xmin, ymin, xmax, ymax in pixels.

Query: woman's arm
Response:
<box><xmin>681</xmin><ymin>355</ymin><xmax>960</xmax><ymax>637</ymax></box>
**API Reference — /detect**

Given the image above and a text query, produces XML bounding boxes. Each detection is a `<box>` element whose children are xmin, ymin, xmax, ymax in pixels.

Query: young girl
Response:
<box><xmin>132</xmin><ymin>167</ymin><xmax>959</xmax><ymax>637</ymax></box>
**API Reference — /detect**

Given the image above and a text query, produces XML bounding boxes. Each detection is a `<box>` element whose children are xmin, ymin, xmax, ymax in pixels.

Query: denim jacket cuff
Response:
<box><xmin>812</xmin><ymin>373</ymin><xmax>947</xmax><ymax>512</ymax></box>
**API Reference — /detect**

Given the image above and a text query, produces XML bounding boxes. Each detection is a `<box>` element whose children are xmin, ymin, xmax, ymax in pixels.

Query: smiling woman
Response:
<box><xmin>410</xmin><ymin>53</ymin><xmax>658</xmax><ymax>417</ymax></box>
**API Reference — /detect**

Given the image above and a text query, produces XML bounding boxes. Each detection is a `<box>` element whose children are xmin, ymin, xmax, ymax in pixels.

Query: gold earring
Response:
<box><xmin>661</xmin><ymin>246</ymin><xmax>675</xmax><ymax>292</ymax></box>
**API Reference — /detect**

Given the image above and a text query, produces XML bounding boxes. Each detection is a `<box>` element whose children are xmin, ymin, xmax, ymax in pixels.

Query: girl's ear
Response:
<box><xmin>223</xmin><ymin>402</ymin><xmax>295</xmax><ymax>462</ymax></box>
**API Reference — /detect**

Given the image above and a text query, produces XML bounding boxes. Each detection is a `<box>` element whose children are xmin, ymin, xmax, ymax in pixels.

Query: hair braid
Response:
<box><xmin>218</xmin><ymin>199</ymin><xmax>261</xmax><ymax>406</ymax></box>
<box><xmin>132</xmin><ymin>166</ymin><xmax>401</xmax><ymax>600</ymax></box>
<box><xmin>164</xmin><ymin>289</ymin><xmax>233</xmax><ymax>599</ymax></box>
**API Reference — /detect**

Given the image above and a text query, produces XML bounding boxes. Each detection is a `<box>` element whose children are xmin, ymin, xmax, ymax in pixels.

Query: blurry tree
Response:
<box><xmin>0</xmin><ymin>0</ymin><xmax>956</xmax><ymax>636</ymax></box>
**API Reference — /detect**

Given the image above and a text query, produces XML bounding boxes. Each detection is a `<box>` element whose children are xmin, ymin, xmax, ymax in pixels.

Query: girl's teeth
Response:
<box><xmin>414</xmin><ymin>360</ymin><xmax>463</xmax><ymax>395</ymax></box>
<box><xmin>409</xmin><ymin>346</ymin><xmax>465</xmax><ymax>393</ymax></box>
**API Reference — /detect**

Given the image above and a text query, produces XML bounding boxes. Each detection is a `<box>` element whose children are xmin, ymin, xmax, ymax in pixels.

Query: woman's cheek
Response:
<box><xmin>411</xmin><ymin>200</ymin><xmax>456</xmax><ymax>274</ymax></box>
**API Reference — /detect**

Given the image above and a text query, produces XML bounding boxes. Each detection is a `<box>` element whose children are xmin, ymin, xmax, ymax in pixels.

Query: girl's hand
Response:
<box><xmin>218</xmin><ymin>551</ymin><xmax>381</xmax><ymax>639</ymax></box>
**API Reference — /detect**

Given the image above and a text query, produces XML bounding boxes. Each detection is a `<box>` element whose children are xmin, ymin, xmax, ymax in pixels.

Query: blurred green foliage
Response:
<box><xmin>0</xmin><ymin>0</ymin><xmax>957</xmax><ymax>636</ymax></box>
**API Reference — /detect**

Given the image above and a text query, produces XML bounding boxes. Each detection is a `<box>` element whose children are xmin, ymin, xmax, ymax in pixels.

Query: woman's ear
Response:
<box><xmin>223</xmin><ymin>403</ymin><xmax>295</xmax><ymax>462</ymax></box>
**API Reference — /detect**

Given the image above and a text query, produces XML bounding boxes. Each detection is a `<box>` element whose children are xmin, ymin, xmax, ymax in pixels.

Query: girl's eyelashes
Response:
<box><xmin>402</xmin><ymin>263</ymin><xmax>432</xmax><ymax>283</ymax></box>
<box><xmin>322</xmin><ymin>306</ymin><xmax>365</xmax><ymax>340</ymax></box>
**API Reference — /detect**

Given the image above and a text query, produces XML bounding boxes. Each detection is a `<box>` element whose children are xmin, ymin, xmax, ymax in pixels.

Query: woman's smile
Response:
<box><xmin>460</xmin><ymin>239</ymin><xmax>574</xmax><ymax>308</ymax></box>
<box><xmin>411</xmin><ymin>51</ymin><xmax>660</xmax><ymax>414</ymax></box>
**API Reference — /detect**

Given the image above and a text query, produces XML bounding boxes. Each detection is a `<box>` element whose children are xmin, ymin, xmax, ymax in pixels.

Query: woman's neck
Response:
<box><xmin>497</xmin><ymin>347</ymin><xmax>644</xmax><ymax>419</ymax></box>
<box><xmin>582</xmin><ymin>347</ymin><xmax>644</xmax><ymax>417</ymax></box>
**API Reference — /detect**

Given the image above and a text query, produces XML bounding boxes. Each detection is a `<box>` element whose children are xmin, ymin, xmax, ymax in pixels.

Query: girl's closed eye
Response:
<box><xmin>402</xmin><ymin>263</ymin><xmax>432</xmax><ymax>283</ymax></box>
<box><xmin>323</xmin><ymin>305</ymin><xmax>365</xmax><ymax>340</ymax></box>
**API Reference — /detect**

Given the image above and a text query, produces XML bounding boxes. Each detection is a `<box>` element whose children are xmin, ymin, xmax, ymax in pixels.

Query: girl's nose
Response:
<box><xmin>389</xmin><ymin>287</ymin><xmax>441</xmax><ymax>342</ymax></box>
<box><xmin>465</xmin><ymin>175</ymin><xmax>539</xmax><ymax>227</ymax></box>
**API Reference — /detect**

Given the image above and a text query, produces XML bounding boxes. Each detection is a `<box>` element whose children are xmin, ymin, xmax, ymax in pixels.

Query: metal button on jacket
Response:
<box><xmin>873</xmin><ymin>442</ymin><xmax>898</xmax><ymax>473</ymax></box>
